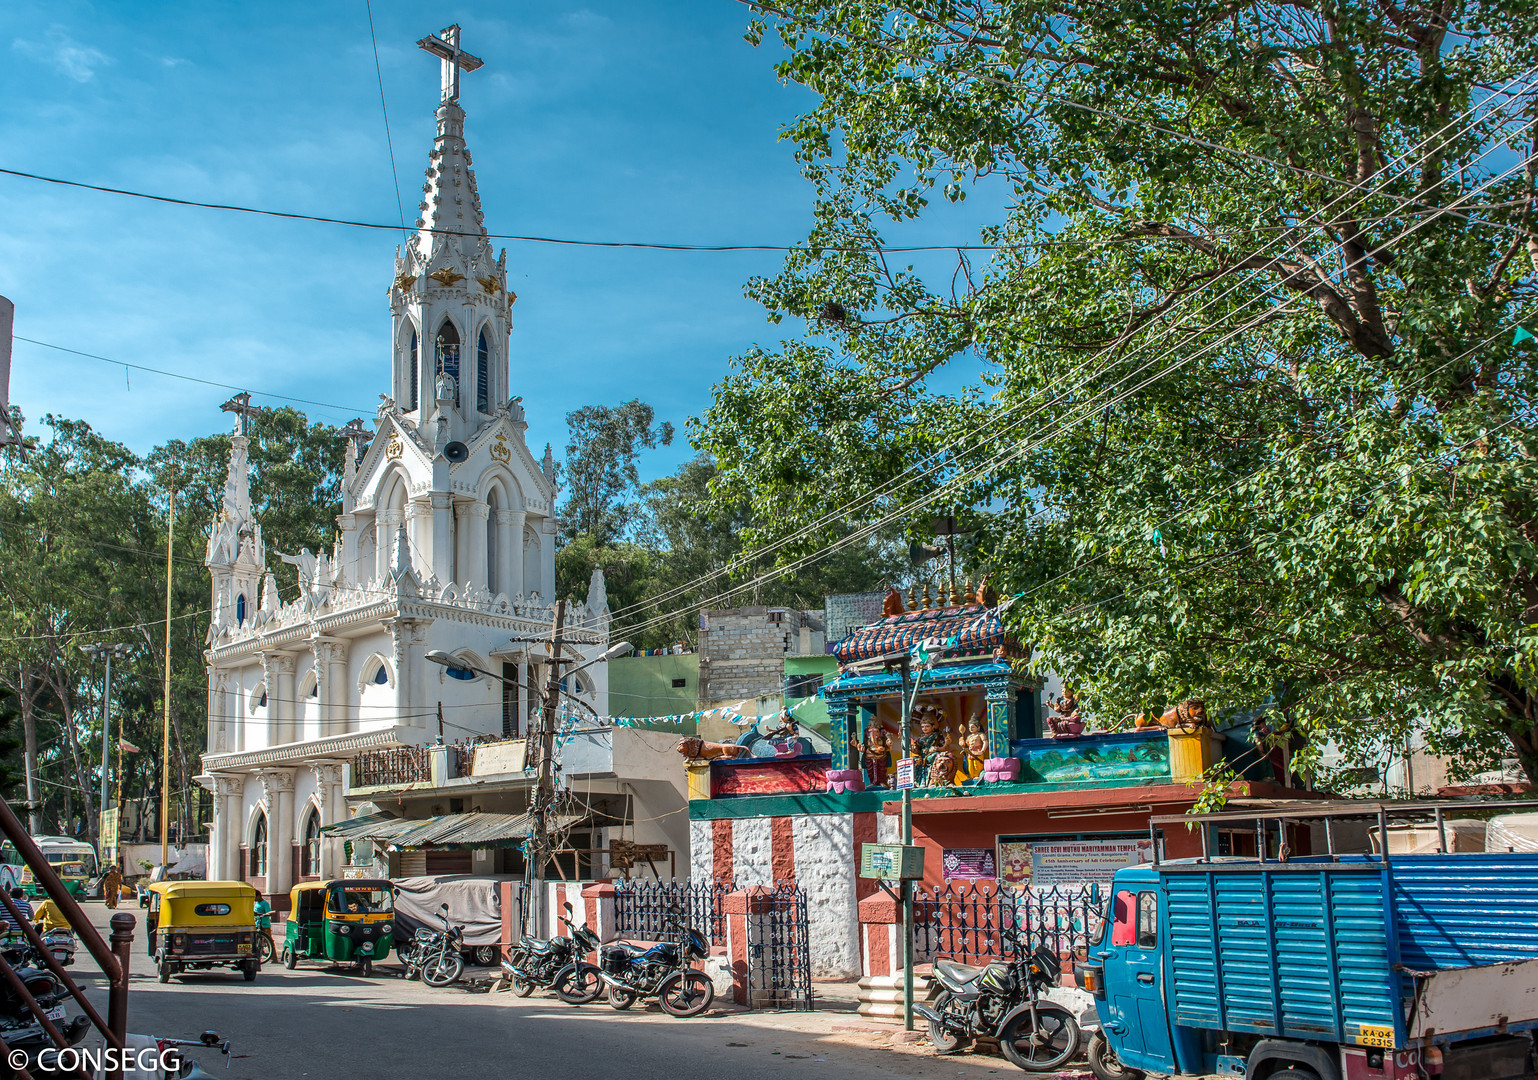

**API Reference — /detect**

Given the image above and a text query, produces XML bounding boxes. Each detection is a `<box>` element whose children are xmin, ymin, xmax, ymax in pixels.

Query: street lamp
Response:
<box><xmin>80</xmin><ymin>641</ymin><xmax>133</xmax><ymax>861</ymax></box>
<box><xmin>425</xmin><ymin>641</ymin><xmax>632</xmax><ymax>694</ymax></box>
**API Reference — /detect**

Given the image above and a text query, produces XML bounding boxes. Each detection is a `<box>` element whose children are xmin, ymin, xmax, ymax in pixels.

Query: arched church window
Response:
<box><xmin>486</xmin><ymin>491</ymin><xmax>500</xmax><ymax>594</ymax></box>
<box><xmin>372</xmin><ymin>664</ymin><xmax>390</xmax><ymax>686</ymax></box>
<box><xmin>436</xmin><ymin>320</ymin><xmax>461</xmax><ymax>407</ymax></box>
<box><xmin>446</xmin><ymin>660</ymin><xmax>477</xmax><ymax>681</ymax></box>
<box><xmin>307</xmin><ymin>680</ymin><xmax>318</xmax><ymax>698</ymax></box>
<box><xmin>235</xmin><ymin>594</ymin><xmax>246</xmax><ymax>625</ymax></box>
<box><xmin>301</xmin><ymin>808</ymin><xmax>321</xmax><ymax>877</ymax></box>
<box><xmin>258</xmin><ymin>689</ymin><xmax>267</xmax><ymax>708</ymax></box>
<box><xmin>407</xmin><ymin>328</ymin><xmax>419</xmax><ymax>410</ymax></box>
<box><xmin>252</xmin><ymin>813</ymin><xmax>268</xmax><ymax>878</ymax></box>
<box><xmin>476</xmin><ymin>330</ymin><xmax>490</xmax><ymax>413</ymax></box>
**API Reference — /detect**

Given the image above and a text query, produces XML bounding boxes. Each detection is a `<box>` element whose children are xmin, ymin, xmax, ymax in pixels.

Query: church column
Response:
<box><xmin>540</xmin><ymin>517</ymin><xmax>558</xmax><ymax>601</ymax></box>
<box><xmin>262</xmin><ymin>653</ymin><xmax>296</xmax><ymax>745</ymax></box>
<box><xmin>310</xmin><ymin>637</ymin><xmax>343</xmax><ymax>737</ymax></box>
<box><xmin>430</xmin><ymin>492</ymin><xmax>454</xmax><ymax>583</ymax></box>
<box><xmin>329</xmin><ymin>640</ymin><xmax>351</xmax><ymax>736</ymax></box>
<box><xmin>386</xmin><ymin>616</ymin><xmax>434</xmax><ymax>734</ymax></box>
<box><xmin>502</xmin><ymin>510</ymin><xmax>525</xmax><ymax>597</ymax></box>
<box><xmin>222</xmin><ymin>776</ymin><xmax>246</xmax><ymax>881</ymax></box>
<box><xmin>336</xmin><ymin>511</ymin><xmax>358</xmax><ymax>588</ymax></box>
<box><xmin>259</xmin><ymin>770</ymin><xmax>296</xmax><ymax>897</ymax></box>
<box><xmin>307</xmin><ymin>763</ymin><xmax>345</xmax><ymax>878</ymax></box>
<box><xmin>462</xmin><ymin>501</ymin><xmax>489</xmax><ymax>589</ymax></box>
<box><xmin>375</xmin><ymin>509</ymin><xmax>401</xmax><ymax>580</ymax></box>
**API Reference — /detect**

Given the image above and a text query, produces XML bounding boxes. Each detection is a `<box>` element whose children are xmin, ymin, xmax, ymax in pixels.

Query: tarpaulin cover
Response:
<box><xmin>1371</xmin><ymin>820</ymin><xmax>1487</xmax><ymax>854</ymax></box>
<box><xmin>390</xmin><ymin>875</ymin><xmax>518</xmax><ymax>947</ymax></box>
<box><xmin>1487</xmin><ymin>812</ymin><xmax>1538</xmax><ymax>853</ymax></box>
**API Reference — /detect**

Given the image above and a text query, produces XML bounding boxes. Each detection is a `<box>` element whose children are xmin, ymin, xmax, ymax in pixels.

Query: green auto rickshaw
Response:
<box><xmin>281</xmin><ymin>879</ymin><xmax>394</xmax><ymax>975</ymax></box>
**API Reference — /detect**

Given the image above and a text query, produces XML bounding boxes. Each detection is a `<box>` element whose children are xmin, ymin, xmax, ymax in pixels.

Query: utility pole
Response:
<box><xmin>525</xmin><ymin>599</ymin><xmax>567</xmax><ymax>937</ymax></box>
<box><xmin>896</xmin><ymin>656</ymin><xmax>916</xmax><ymax>1032</ymax></box>
<box><xmin>159</xmin><ymin>488</ymin><xmax>176</xmax><ymax>869</ymax></box>
<box><xmin>80</xmin><ymin>642</ymin><xmax>131</xmax><ymax>856</ymax></box>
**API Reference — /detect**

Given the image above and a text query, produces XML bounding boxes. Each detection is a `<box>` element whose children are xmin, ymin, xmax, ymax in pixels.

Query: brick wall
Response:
<box><xmin>698</xmin><ymin>606</ymin><xmax>824</xmax><ymax>705</ymax></box>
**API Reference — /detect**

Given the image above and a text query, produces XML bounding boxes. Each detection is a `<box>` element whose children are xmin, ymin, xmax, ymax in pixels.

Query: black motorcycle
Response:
<box><xmin>913</xmin><ymin>928</ymin><xmax>1080</xmax><ymax>1071</ymax></box>
<box><xmin>501</xmin><ymin>902</ymin><xmax>602</xmax><ymax>1003</ymax></box>
<box><xmin>595</xmin><ymin>917</ymin><xmax>714</xmax><ymax>1018</ymax></box>
<box><xmin>0</xmin><ymin>959</ymin><xmax>91</xmax><ymax>1078</ymax></box>
<box><xmin>398</xmin><ymin>903</ymin><xmax>465</xmax><ymax>988</ymax></box>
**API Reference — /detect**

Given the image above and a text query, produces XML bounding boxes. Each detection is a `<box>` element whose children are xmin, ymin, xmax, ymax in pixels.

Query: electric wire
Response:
<box><xmin>363</xmin><ymin>0</ymin><xmax>409</xmax><ymax>240</ymax></box>
<box><xmin>606</xmin><ymin>91</ymin><xmax>1538</xmax><ymax>625</ymax></box>
<box><xmin>610</xmin><ymin>142</ymin><xmax>1538</xmax><ymax>639</ymax></box>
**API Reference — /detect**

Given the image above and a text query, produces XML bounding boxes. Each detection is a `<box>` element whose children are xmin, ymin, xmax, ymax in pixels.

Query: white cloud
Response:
<box><xmin>12</xmin><ymin>27</ymin><xmax>112</xmax><ymax>83</ymax></box>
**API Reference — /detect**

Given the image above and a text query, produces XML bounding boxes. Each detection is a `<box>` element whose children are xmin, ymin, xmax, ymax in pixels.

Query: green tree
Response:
<box><xmin>559</xmin><ymin>401</ymin><xmax>674</xmax><ymax>545</ymax></box>
<box><xmin>702</xmin><ymin>3</ymin><xmax>1538</xmax><ymax>781</ymax></box>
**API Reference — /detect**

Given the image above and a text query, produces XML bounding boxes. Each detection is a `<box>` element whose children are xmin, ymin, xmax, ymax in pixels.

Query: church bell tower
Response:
<box><xmin>388</xmin><ymin>25</ymin><xmax>514</xmax><ymax>447</ymax></box>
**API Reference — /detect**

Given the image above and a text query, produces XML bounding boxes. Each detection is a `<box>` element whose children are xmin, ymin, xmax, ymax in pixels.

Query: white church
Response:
<box><xmin>197</xmin><ymin>26</ymin><xmax>610</xmax><ymax>900</ymax></box>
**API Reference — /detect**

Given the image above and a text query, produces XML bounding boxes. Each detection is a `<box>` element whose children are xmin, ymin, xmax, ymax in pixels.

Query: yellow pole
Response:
<box><xmin>159</xmin><ymin>487</ymin><xmax>175</xmax><ymax>870</ymax></box>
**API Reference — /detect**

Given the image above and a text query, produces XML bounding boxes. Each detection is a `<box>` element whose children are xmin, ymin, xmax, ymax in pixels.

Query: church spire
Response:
<box><xmin>388</xmin><ymin>23</ymin><xmax>511</xmax><ymax>431</ymax></box>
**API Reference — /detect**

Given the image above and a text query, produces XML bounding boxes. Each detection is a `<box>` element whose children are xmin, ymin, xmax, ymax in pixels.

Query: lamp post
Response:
<box><xmin>425</xmin><ymin>635</ymin><xmax>631</xmax><ymax>935</ymax></box>
<box><xmin>80</xmin><ymin>642</ymin><xmax>132</xmax><ymax>857</ymax></box>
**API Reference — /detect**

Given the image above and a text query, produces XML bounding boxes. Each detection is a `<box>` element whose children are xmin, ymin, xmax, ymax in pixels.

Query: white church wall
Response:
<box><xmin>353</xmin><ymin>633</ymin><xmax>398</xmax><ymax>733</ymax></box>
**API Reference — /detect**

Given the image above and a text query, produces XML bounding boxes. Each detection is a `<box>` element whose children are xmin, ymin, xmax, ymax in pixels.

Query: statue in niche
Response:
<box><xmin>926</xmin><ymin>748</ymin><xmax>957</xmax><ymax>788</ymax></box>
<box><xmin>860</xmin><ymin>723</ymin><xmax>891</xmax><ymax>789</ymax></box>
<box><xmin>964</xmin><ymin>713</ymin><xmax>989</xmax><ymax>774</ymax></box>
<box><xmin>1046</xmin><ymin>687</ymin><xmax>1087</xmax><ymax>738</ymax></box>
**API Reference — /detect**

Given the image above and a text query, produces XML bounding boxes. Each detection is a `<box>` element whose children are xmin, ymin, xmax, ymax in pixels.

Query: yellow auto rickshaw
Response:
<box><xmin>145</xmin><ymin>881</ymin><xmax>261</xmax><ymax>983</ymax></box>
<box><xmin>282</xmin><ymin>879</ymin><xmax>394</xmax><ymax>975</ymax></box>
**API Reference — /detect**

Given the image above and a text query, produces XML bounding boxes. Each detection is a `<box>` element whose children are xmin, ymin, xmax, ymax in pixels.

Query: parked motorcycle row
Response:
<box><xmin>500</xmin><ymin>903</ymin><xmax>715</xmax><ymax>1018</ymax></box>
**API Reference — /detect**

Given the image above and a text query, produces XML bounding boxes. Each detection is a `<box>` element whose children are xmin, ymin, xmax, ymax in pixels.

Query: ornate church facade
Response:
<box><xmin>197</xmin><ymin>26</ymin><xmax>609</xmax><ymax>900</ymax></box>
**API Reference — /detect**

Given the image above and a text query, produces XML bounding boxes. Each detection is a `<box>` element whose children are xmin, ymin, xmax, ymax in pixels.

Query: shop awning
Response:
<box><xmin>325</xmin><ymin>810</ymin><xmax>582</xmax><ymax>849</ymax></box>
<box><xmin>831</xmin><ymin>603</ymin><xmax>1011</xmax><ymax>663</ymax></box>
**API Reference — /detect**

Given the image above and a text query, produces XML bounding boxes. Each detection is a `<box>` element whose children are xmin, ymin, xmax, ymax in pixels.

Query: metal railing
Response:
<box><xmin>910</xmin><ymin>881</ymin><xmax>1101</xmax><ymax>965</ymax></box>
<box><xmin>350</xmin><ymin>745</ymin><xmax>429</xmax><ymax>788</ymax></box>
<box><xmin>0</xmin><ymin>795</ymin><xmax>134</xmax><ymax>1079</ymax></box>
<box><xmin>613</xmin><ymin>878</ymin><xmax>732</xmax><ymax>946</ymax></box>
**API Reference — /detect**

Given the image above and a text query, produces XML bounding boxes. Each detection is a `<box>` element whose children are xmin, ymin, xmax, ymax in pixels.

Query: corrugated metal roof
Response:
<box><xmin>325</xmin><ymin>811</ymin><xmax>582</xmax><ymax>849</ymax></box>
<box><xmin>320</xmin><ymin>812</ymin><xmax>404</xmax><ymax>840</ymax></box>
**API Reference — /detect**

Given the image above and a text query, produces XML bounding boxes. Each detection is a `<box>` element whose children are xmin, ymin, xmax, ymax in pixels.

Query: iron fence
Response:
<box><xmin>350</xmin><ymin>744</ymin><xmax>429</xmax><ymax>788</ymax></box>
<box><xmin>613</xmin><ymin>878</ymin><xmax>732</xmax><ymax>946</ymax></box>
<box><xmin>910</xmin><ymin>881</ymin><xmax>1102</xmax><ymax>965</ymax></box>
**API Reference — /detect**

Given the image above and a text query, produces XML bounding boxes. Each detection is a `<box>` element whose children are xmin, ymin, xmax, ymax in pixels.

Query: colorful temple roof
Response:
<box><xmin>831</xmin><ymin>603</ymin><xmax>1011</xmax><ymax>663</ymax></box>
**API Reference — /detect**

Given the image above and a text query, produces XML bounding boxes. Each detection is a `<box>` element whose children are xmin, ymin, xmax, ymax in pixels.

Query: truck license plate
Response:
<box><xmin>236</xmin><ymin>944</ymin><xmax>251</xmax><ymax>954</ymax></box>
<box><xmin>1357</xmin><ymin>1025</ymin><xmax>1394</xmax><ymax>1048</ymax></box>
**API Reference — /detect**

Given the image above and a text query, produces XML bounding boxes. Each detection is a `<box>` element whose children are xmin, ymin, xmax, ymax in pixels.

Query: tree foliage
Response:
<box><xmin>559</xmin><ymin>400</ymin><xmax>675</xmax><ymax>545</ymax></box>
<box><xmin>703</xmin><ymin>2</ymin><xmax>1538</xmax><ymax>781</ymax></box>
<box><xmin>0</xmin><ymin>408</ymin><xmax>343</xmax><ymax>844</ymax></box>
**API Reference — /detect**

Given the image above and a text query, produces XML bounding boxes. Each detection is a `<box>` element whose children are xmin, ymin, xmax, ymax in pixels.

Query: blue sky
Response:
<box><xmin>1</xmin><ymin>2</ymin><xmax>991</xmax><ymax>482</ymax></box>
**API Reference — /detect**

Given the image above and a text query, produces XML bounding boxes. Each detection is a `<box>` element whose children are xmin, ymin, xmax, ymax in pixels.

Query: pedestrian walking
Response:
<box><xmin>102</xmin><ymin>864</ymin><xmax>122</xmax><ymax>909</ymax></box>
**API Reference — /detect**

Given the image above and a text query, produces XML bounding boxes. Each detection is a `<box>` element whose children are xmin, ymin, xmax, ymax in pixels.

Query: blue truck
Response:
<box><xmin>1078</xmin><ymin>801</ymin><xmax>1538</xmax><ymax>1080</ymax></box>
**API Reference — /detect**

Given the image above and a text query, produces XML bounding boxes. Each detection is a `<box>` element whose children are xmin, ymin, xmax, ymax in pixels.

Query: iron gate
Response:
<box><xmin>746</xmin><ymin>881</ymin><xmax>813</xmax><ymax>1011</ymax></box>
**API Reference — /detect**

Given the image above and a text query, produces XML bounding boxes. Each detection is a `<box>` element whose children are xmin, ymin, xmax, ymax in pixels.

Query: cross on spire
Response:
<box><xmin>219</xmin><ymin>392</ymin><xmax>263</xmax><ymax>437</ymax></box>
<box><xmin>416</xmin><ymin>24</ymin><xmax>483</xmax><ymax>103</ymax></box>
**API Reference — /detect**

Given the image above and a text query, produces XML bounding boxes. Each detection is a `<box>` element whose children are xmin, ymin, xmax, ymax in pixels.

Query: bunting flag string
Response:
<box><xmin>554</xmin><ymin>695</ymin><xmax>823</xmax><ymax>745</ymax></box>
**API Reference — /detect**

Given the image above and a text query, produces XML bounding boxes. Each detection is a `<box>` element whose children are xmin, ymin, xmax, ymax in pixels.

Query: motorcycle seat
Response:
<box><xmin>522</xmin><ymin>939</ymin><xmax>555</xmax><ymax>954</ymax></box>
<box><xmin>933</xmin><ymin>959</ymin><xmax>987</xmax><ymax>987</ymax></box>
<box><xmin>605</xmin><ymin>942</ymin><xmax>647</xmax><ymax>957</ymax></box>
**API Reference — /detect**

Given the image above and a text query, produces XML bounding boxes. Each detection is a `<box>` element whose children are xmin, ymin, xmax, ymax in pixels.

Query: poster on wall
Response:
<box><xmin>997</xmin><ymin>838</ymin><xmax>1153</xmax><ymax>890</ymax></box>
<box><xmin>941</xmin><ymin>847</ymin><xmax>996</xmax><ymax>880</ymax></box>
<box><xmin>894</xmin><ymin>757</ymin><xmax>917</xmax><ymax>790</ymax></box>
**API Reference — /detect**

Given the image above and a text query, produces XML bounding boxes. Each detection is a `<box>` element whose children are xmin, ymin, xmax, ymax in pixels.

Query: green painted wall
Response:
<box><xmin>608</xmin><ymin>653</ymin><xmax>700</xmax><ymax>731</ymax></box>
<box><xmin>785</xmin><ymin>654</ymin><xmax>839</xmax><ymax>733</ymax></box>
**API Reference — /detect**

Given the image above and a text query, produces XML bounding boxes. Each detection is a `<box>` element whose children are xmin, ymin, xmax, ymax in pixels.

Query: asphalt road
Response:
<box><xmin>65</xmin><ymin>903</ymin><xmax>1032</xmax><ymax>1080</ymax></box>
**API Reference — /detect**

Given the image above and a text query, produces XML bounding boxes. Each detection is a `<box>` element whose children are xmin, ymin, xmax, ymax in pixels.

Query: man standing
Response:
<box><xmin>102</xmin><ymin>864</ymin><xmax>122</xmax><ymax>910</ymax></box>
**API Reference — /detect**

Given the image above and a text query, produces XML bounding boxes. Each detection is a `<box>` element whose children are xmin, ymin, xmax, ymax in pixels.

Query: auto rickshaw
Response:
<box><xmin>145</xmin><ymin>880</ymin><xmax>261</xmax><ymax>983</ymax></box>
<box><xmin>282</xmin><ymin>879</ymin><xmax>394</xmax><ymax>975</ymax></box>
